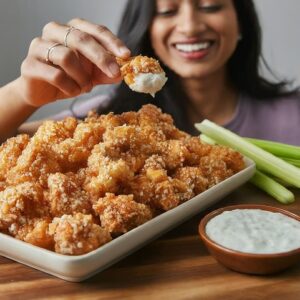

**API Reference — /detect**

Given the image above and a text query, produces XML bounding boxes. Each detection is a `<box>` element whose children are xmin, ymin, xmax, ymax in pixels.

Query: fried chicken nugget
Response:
<box><xmin>184</xmin><ymin>137</ymin><xmax>212</xmax><ymax>165</ymax></box>
<box><xmin>157</xmin><ymin>139</ymin><xmax>190</xmax><ymax>170</ymax></box>
<box><xmin>0</xmin><ymin>181</ymin><xmax>5</xmax><ymax>192</ymax></box>
<box><xmin>14</xmin><ymin>217</ymin><xmax>54</xmax><ymax>250</ymax></box>
<box><xmin>0</xmin><ymin>134</ymin><xmax>30</xmax><ymax>182</ymax></box>
<box><xmin>199</xmin><ymin>145</ymin><xmax>245</xmax><ymax>187</ymax></box>
<box><xmin>33</xmin><ymin>118</ymin><xmax>77</xmax><ymax>145</ymax></box>
<box><xmin>0</xmin><ymin>182</ymin><xmax>48</xmax><ymax>233</ymax></box>
<box><xmin>46</xmin><ymin>172</ymin><xmax>92</xmax><ymax>217</ymax></box>
<box><xmin>93</xmin><ymin>193</ymin><xmax>152</xmax><ymax>235</ymax></box>
<box><xmin>84</xmin><ymin>146</ymin><xmax>134</xmax><ymax>199</ymax></box>
<box><xmin>117</xmin><ymin>55</ymin><xmax>168</xmax><ymax>97</ymax></box>
<box><xmin>199</xmin><ymin>157</ymin><xmax>234</xmax><ymax>187</ymax></box>
<box><xmin>6</xmin><ymin>119</ymin><xmax>78</xmax><ymax>186</ymax></box>
<box><xmin>137</xmin><ymin>104</ymin><xmax>188</xmax><ymax>140</ymax></box>
<box><xmin>49</xmin><ymin>213</ymin><xmax>111</xmax><ymax>255</ymax></box>
<box><xmin>207</xmin><ymin>145</ymin><xmax>245</xmax><ymax>173</ymax></box>
<box><xmin>173</xmin><ymin>167</ymin><xmax>209</xmax><ymax>202</ymax></box>
<box><xmin>52</xmin><ymin>120</ymin><xmax>105</xmax><ymax>171</ymax></box>
<box><xmin>6</xmin><ymin>140</ymin><xmax>62</xmax><ymax>187</ymax></box>
<box><xmin>128</xmin><ymin>176</ymin><xmax>180</xmax><ymax>211</ymax></box>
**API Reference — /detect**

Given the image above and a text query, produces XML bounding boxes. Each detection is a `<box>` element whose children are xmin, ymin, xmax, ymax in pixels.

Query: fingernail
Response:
<box><xmin>119</xmin><ymin>47</ymin><xmax>130</xmax><ymax>56</ymax></box>
<box><xmin>108</xmin><ymin>62</ymin><xmax>120</xmax><ymax>77</ymax></box>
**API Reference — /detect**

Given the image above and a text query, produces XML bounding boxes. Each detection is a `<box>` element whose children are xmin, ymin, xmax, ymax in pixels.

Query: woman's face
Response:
<box><xmin>150</xmin><ymin>0</ymin><xmax>240</xmax><ymax>79</ymax></box>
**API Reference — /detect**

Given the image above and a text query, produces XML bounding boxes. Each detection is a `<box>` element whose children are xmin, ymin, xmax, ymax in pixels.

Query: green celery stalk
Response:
<box><xmin>245</xmin><ymin>137</ymin><xmax>300</xmax><ymax>159</ymax></box>
<box><xmin>250</xmin><ymin>170</ymin><xmax>295</xmax><ymax>204</ymax></box>
<box><xmin>195</xmin><ymin>120</ymin><xmax>300</xmax><ymax>188</ymax></box>
<box><xmin>199</xmin><ymin>133</ymin><xmax>217</xmax><ymax>145</ymax></box>
<box><xmin>199</xmin><ymin>133</ymin><xmax>295</xmax><ymax>204</ymax></box>
<box><xmin>279</xmin><ymin>157</ymin><xmax>300</xmax><ymax>168</ymax></box>
<box><xmin>202</xmin><ymin>133</ymin><xmax>300</xmax><ymax>170</ymax></box>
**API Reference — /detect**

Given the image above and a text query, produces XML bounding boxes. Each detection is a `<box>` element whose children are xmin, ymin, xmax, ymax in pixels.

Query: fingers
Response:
<box><xmin>29</xmin><ymin>37</ymin><xmax>92</xmax><ymax>92</ymax></box>
<box><xmin>21</xmin><ymin>56</ymin><xmax>81</xmax><ymax>98</ymax></box>
<box><xmin>42</xmin><ymin>21</ymin><xmax>129</xmax><ymax>79</ymax></box>
<box><xmin>68</xmin><ymin>18</ymin><xmax>131</xmax><ymax>58</ymax></box>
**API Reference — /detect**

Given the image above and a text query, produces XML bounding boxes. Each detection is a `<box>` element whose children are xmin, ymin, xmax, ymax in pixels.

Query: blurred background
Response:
<box><xmin>0</xmin><ymin>0</ymin><xmax>299</xmax><ymax>120</ymax></box>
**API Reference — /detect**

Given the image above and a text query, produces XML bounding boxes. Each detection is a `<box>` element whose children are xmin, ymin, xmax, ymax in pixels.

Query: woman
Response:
<box><xmin>0</xmin><ymin>0</ymin><xmax>299</xmax><ymax>144</ymax></box>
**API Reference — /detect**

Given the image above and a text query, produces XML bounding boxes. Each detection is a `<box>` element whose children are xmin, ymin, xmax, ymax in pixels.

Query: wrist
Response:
<box><xmin>9</xmin><ymin>78</ymin><xmax>38</xmax><ymax>112</ymax></box>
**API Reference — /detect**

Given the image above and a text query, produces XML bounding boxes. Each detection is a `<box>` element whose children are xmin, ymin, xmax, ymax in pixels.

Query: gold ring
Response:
<box><xmin>46</xmin><ymin>43</ymin><xmax>61</xmax><ymax>63</ymax></box>
<box><xmin>64</xmin><ymin>26</ymin><xmax>76</xmax><ymax>48</ymax></box>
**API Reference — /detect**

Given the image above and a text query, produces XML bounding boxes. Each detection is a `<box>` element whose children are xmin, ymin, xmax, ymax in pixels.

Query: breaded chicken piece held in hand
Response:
<box><xmin>117</xmin><ymin>55</ymin><xmax>168</xmax><ymax>97</ymax></box>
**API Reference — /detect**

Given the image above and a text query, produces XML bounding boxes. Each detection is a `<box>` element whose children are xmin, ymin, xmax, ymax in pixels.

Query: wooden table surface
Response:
<box><xmin>0</xmin><ymin>183</ymin><xmax>299</xmax><ymax>300</ymax></box>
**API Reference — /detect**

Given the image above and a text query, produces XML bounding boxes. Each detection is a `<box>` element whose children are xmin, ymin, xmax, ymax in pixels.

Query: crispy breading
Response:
<box><xmin>116</xmin><ymin>56</ymin><xmax>168</xmax><ymax>96</ymax></box>
<box><xmin>49</xmin><ymin>213</ymin><xmax>111</xmax><ymax>255</ymax></box>
<box><xmin>15</xmin><ymin>217</ymin><xmax>54</xmax><ymax>250</ymax></box>
<box><xmin>0</xmin><ymin>104</ymin><xmax>245</xmax><ymax>255</ymax></box>
<box><xmin>117</xmin><ymin>55</ymin><xmax>164</xmax><ymax>85</ymax></box>
<box><xmin>0</xmin><ymin>182</ymin><xmax>48</xmax><ymax>233</ymax></box>
<box><xmin>46</xmin><ymin>172</ymin><xmax>92</xmax><ymax>217</ymax></box>
<box><xmin>93</xmin><ymin>193</ymin><xmax>152</xmax><ymax>235</ymax></box>
<box><xmin>0</xmin><ymin>134</ymin><xmax>30</xmax><ymax>181</ymax></box>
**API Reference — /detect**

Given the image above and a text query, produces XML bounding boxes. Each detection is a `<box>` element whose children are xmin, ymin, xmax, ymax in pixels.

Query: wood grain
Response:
<box><xmin>0</xmin><ymin>183</ymin><xmax>299</xmax><ymax>300</ymax></box>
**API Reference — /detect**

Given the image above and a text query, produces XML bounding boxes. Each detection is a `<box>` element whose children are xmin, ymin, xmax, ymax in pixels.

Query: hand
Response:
<box><xmin>17</xmin><ymin>18</ymin><xmax>131</xmax><ymax>107</ymax></box>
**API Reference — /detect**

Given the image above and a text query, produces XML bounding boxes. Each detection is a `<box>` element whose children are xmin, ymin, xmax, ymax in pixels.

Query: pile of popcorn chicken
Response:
<box><xmin>0</xmin><ymin>105</ymin><xmax>244</xmax><ymax>255</ymax></box>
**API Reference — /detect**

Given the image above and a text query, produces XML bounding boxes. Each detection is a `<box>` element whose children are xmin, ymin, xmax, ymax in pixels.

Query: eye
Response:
<box><xmin>156</xmin><ymin>8</ymin><xmax>177</xmax><ymax>17</ymax></box>
<box><xmin>199</xmin><ymin>4</ymin><xmax>223</xmax><ymax>13</ymax></box>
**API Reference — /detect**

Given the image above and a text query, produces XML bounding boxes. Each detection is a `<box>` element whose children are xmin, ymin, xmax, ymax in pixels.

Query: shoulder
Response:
<box><xmin>227</xmin><ymin>93</ymin><xmax>300</xmax><ymax>145</ymax></box>
<box><xmin>244</xmin><ymin>93</ymin><xmax>300</xmax><ymax>122</ymax></box>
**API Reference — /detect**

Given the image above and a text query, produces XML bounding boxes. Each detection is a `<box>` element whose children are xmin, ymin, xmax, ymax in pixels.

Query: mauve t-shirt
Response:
<box><xmin>224</xmin><ymin>94</ymin><xmax>300</xmax><ymax>145</ymax></box>
<box><xmin>51</xmin><ymin>92</ymin><xmax>300</xmax><ymax>146</ymax></box>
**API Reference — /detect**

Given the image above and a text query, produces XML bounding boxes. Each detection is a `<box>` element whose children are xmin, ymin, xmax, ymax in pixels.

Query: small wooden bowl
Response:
<box><xmin>199</xmin><ymin>204</ymin><xmax>300</xmax><ymax>275</ymax></box>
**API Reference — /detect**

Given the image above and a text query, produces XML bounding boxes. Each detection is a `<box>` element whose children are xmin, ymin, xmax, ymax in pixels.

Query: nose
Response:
<box><xmin>176</xmin><ymin>5</ymin><xmax>206</xmax><ymax>36</ymax></box>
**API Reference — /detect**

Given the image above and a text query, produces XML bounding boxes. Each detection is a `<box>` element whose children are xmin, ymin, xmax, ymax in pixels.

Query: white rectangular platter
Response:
<box><xmin>0</xmin><ymin>158</ymin><xmax>255</xmax><ymax>282</ymax></box>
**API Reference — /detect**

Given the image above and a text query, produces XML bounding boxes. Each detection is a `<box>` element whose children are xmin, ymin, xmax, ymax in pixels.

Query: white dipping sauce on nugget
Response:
<box><xmin>129</xmin><ymin>72</ymin><xmax>168</xmax><ymax>97</ymax></box>
<box><xmin>205</xmin><ymin>209</ymin><xmax>300</xmax><ymax>254</ymax></box>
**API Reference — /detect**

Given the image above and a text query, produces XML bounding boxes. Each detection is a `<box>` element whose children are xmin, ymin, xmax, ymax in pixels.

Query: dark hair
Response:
<box><xmin>230</xmin><ymin>0</ymin><xmax>297</xmax><ymax>98</ymax></box>
<box><xmin>103</xmin><ymin>0</ymin><xmax>298</xmax><ymax>131</ymax></box>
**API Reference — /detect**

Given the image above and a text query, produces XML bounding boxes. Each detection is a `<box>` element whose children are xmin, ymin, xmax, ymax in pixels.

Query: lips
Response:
<box><xmin>172</xmin><ymin>40</ymin><xmax>214</xmax><ymax>60</ymax></box>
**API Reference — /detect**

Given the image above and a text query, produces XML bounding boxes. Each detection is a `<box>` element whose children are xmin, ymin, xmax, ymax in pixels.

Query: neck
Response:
<box><xmin>181</xmin><ymin>70</ymin><xmax>238</xmax><ymax>126</ymax></box>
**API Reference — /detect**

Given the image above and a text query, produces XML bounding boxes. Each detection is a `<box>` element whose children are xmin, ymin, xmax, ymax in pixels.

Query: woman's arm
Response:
<box><xmin>0</xmin><ymin>79</ymin><xmax>37</xmax><ymax>143</ymax></box>
<box><xmin>0</xmin><ymin>18</ymin><xmax>131</xmax><ymax>143</ymax></box>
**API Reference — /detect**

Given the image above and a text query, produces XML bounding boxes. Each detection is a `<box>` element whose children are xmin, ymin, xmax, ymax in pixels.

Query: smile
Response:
<box><xmin>174</xmin><ymin>42</ymin><xmax>212</xmax><ymax>53</ymax></box>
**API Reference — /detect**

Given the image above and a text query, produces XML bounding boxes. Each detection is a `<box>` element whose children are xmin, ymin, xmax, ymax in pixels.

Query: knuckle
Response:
<box><xmin>68</xmin><ymin>17</ymin><xmax>85</xmax><ymax>26</ymax></box>
<box><xmin>20</xmin><ymin>57</ymin><xmax>35</xmax><ymax>77</ymax></box>
<box><xmin>20</xmin><ymin>59</ymin><xmax>29</xmax><ymax>75</ymax></box>
<box><xmin>95</xmin><ymin>52</ymin><xmax>109</xmax><ymax>65</ymax></box>
<box><xmin>74</xmin><ymin>31</ymin><xmax>91</xmax><ymax>44</ymax></box>
<box><xmin>29</xmin><ymin>37</ymin><xmax>41</xmax><ymax>51</ymax></box>
<box><xmin>42</xmin><ymin>21</ymin><xmax>58</xmax><ymax>36</ymax></box>
<box><xmin>96</xmin><ymin>25</ymin><xmax>109</xmax><ymax>34</ymax></box>
<box><xmin>51</xmin><ymin>70</ymin><xmax>65</xmax><ymax>85</ymax></box>
<box><xmin>59</xmin><ymin>50</ymin><xmax>76</xmax><ymax>67</ymax></box>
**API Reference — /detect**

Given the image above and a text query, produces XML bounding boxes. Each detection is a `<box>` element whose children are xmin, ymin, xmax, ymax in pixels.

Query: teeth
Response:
<box><xmin>175</xmin><ymin>42</ymin><xmax>210</xmax><ymax>52</ymax></box>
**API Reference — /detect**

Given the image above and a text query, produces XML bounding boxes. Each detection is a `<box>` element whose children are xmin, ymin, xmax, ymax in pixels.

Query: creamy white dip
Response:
<box><xmin>205</xmin><ymin>209</ymin><xmax>300</xmax><ymax>254</ymax></box>
<box><xmin>129</xmin><ymin>72</ymin><xmax>168</xmax><ymax>97</ymax></box>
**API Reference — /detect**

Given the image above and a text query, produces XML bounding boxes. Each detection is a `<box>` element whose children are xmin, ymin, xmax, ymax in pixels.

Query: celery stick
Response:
<box><xmin>279</xmin><ymin>157</ymin><xmax>300</xmax><ymax>168</ymax></box>
<box><xmin>200</xmin><ymin>134</ymin><xmax>295</xmax><ymax>203</ymax></box>
<box><xmin>250</xmin><ymin>170</ymin><xmax>295</xmax><ymax>204</ymax></box>
<box><xmin>200</xmin><ymin>134</ymin><xmax>217</xmax><ymax>145</ymax></box>
<box><xmin>195</xmin><ymin>120</ymin><xmax>300</xmax><ymax>188</ymax></box>
<box><xmin>245</xmin><ymin>137</ymin><xmax>300</xmax><ymax>159</ymax></box>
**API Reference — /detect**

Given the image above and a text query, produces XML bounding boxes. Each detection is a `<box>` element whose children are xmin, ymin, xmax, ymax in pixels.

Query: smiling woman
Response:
<box><xmin>0</xmin><ymin>0</ymin><xmax>300</xmax><ymax>145</ymax></box>
<box><xmin>151</xmin><ymin>0</ymin><xmax>240</xmax><ymax>79</ymax></box>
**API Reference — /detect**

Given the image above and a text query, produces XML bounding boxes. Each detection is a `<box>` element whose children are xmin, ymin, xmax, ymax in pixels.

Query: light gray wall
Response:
<box><xmin>0</xmin><ymin>0</ymin><xmax>299</xmax><ymax>120</ymax></box>
<box><xmin>254</xmin><ymin>0</ymin><xmax>300</xmax><ymax>87</ymax></box>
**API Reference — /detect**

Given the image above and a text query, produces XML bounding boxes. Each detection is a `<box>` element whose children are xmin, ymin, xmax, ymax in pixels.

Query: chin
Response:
<box><xmin>173</xmin><ymin>69</ymin><xmax>211</xmax><ymax>80</ymax></box>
